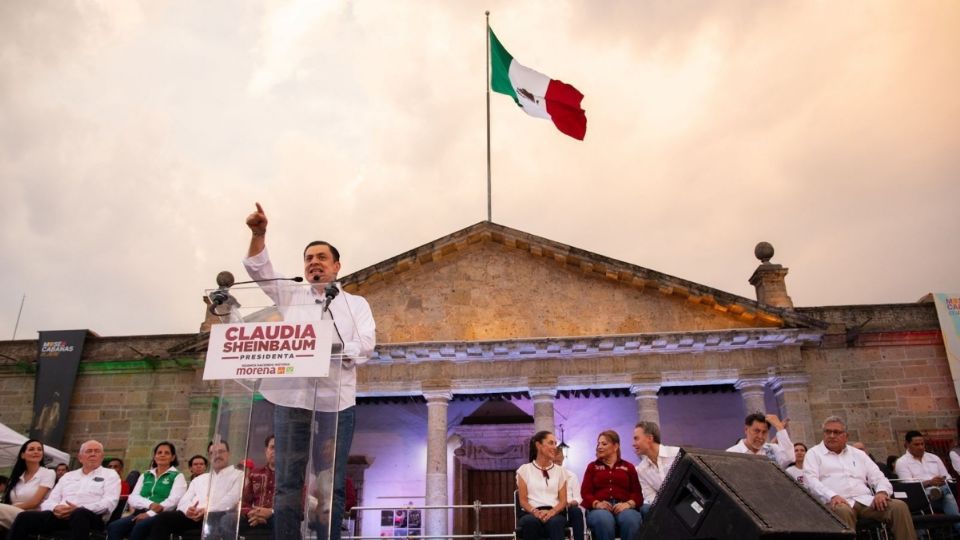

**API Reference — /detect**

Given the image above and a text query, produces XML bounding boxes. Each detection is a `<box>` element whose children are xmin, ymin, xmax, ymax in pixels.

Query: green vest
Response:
<box><xmin>139</xmin><ymin>469</ymin><xmax>181</xmax><ymax>503</ymax></box>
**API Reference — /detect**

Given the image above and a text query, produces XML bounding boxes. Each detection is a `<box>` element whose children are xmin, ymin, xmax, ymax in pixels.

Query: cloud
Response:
<box><xmin>0</xmin><ymin>0</ymin><xmax>957</xmax><ymax>339</ymax></box>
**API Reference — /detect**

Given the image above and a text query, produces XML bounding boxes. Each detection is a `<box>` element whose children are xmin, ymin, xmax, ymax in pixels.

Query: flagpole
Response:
<box><xmin>485</xmin><ymin>10</ymin><xmax>492</xmax><ymax>223</ymax></box>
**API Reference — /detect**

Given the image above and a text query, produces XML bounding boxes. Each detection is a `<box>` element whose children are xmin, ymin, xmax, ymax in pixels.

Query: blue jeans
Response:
<box><xmin>517</xmin><ymin>509</ymin><xmax>566</xmax><ymax>540</ymax></box>
<box><xmin>273</xmin><ymin>405</ymin><xmax>355</xmax><ymax>540</ymax></box>
<box><xmin>586</xmin><ymin>508</ymin><xmax>643</xmax><ymax>540</ymax></box>
<box><xmin>106</xmin><ymin>512</ymin><xmax>160</xmax><ymax>540</ymax></box>
<box><xmin>930</xmin><ymin>486</ymin><xmax>960</xmax><ymax>532</ymax></box>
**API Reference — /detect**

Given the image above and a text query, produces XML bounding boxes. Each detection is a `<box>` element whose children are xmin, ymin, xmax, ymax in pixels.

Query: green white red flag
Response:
<box><xmin>489</xmin><ymin>27</ymin><xmax>587</xmax><ymax>141</ymax></box>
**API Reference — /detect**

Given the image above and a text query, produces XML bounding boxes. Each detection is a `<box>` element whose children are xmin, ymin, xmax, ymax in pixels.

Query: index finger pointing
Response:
<box><xmin>255</xmin><ymin>202</ymin><xmax>264</xmax><ymax>215</ymax></box>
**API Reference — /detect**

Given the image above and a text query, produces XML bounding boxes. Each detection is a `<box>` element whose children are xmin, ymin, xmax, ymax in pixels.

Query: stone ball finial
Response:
<box><xmin>754</xmin><ymin>242</ymin><xmax>774</xmax><ymax>263</ymax></box>
<box><xmin>216</xmin><ymin>271</ymin><xmax>235</xmax><ymax>288</ymax></box>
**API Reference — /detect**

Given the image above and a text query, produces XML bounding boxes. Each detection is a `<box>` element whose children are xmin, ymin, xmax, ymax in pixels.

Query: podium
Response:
<box><xmin>201</xmin><ymin>281</ymin><xmax>365</xmax><ymax>540</ymax></box>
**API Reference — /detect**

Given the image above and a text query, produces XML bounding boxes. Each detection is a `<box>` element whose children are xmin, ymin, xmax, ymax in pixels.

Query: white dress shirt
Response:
<box><xmin>784</xmin><ymin>465</ymin><xmax>806</xmax><ymax>488</ymax></box>
<box><xmin>894</xmin><ymin>451</ymin><xmax>950</xmax><ymax>483</ymax></box>
<box><xmin>803</xmin><ymin>443</ymin><xmax>892</xmax><ymax>506</ymax></box>
<box><xmin>40</xmin><ymin>466</ymin><xmax>120</xmax><ymax>520</ymax></box>
<box><xmin>126</xmin><ymin>467</ymin><xmax>188</xmax><ymax>516</ymax></box>
<box><xmin>9</xmin><ymin>468</ymin><xmax>56</xmax><ymax>505</ymax></box>
<box><xmin>559</xmin><ymin>465</ymin><xmax>582</xmax><ymax>505</ymax></box>
<box><xmin>636</xmin><ymin>444</ymin><xmax>680</xmax><ymax>505</ymax></box>
<box><xmin>243</xmin><ymin>248</ymin><xmax>377</xmax><ymax>412</ymax></box>
<box><xmin>950</xmin><ymin>450</ymin><xmax>960</xmax><ymax>477</ymax></box>
<box><xmin>176</xmin><ymin>466</ymin><xmax>244</xmax><ymax>514</ymax></box>
<box><xmin>726</xmin><ymin>429</ymin><xmax>795</xmax><ymax>469</ymax></box>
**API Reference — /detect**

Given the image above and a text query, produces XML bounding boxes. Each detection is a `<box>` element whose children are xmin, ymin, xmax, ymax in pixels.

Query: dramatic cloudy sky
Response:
<box><xmin>1</xmin><ymin>1</ymin><xmax>958</xmax><ymax>339</ymax></box>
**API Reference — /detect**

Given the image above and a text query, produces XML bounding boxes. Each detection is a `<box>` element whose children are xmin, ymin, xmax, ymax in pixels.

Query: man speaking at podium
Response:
<box><xmin>243</xmin><ymin>202</ymin><xmax>376</xmax><ymax>540</ymax></box>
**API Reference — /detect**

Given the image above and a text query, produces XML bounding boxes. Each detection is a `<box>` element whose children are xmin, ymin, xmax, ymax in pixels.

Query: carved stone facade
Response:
<box><xmin>0</xmin><ymin>221</ymin><xmax>955</xmax><ymax>536</ymax></box>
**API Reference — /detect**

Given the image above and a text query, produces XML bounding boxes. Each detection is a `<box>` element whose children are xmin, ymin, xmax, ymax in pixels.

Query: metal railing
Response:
<box><xmin>344</xmin><ymin>500</ymin><xmax>515</xmax><ymax>540</ymax></box>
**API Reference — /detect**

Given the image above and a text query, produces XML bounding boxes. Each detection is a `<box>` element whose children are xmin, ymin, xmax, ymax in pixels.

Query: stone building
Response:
<box><xmin>0</xmin><ymin>221</ymin><xmax>955</xmax><ymax>537</ymax></box>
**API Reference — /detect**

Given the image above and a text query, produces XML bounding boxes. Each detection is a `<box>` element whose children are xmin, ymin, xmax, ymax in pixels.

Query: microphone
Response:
<box><xmin>208</xmin><ymin>271</ymin><xmax>304</xmax><ymax>316</ymax></box>
<box><xmin>324</xmin><ymin>283</ymin><xmax>340</xmax><ymax>302</ymax></box>
<box><xmin>314</xmin><ymin>283</ymin><xmax>340</xmax><ymax>312</ymax></box>
<box><xmin>231</xmin><ymin>276</ymin><xmax>304</xmax><ymax>286</ymax></box>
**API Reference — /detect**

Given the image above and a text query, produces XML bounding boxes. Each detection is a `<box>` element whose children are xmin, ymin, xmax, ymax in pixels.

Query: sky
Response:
<box><xmin>1</xmin><ymin>1</ymin><xmax>958</xmax><ymax>340</ymax></box>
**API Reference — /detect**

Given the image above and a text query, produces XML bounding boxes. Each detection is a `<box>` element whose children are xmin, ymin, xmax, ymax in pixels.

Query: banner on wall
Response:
<box><xmin>932</xmin><ymin>293</ymin><xmax>960</xmax><ymax>404</ymax></box>
<box><xmin>29</xmin><ymin>329</ymin><xmax>89</xmax><ymax>448</ymax></box>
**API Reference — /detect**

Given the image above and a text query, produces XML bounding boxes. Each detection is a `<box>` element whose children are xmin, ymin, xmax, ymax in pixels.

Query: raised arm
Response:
<box><xmin>246</xmin><ymin>202</ymin><xmax>268</xmax><ymax>257</ymax></box>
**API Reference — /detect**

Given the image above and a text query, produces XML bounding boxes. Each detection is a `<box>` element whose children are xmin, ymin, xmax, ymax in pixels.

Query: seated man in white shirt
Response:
<box><xmin>894</xmin><ymin>430</ymin><xmax>960</xmax><ymax>531</ymax></box>
<box><xmin>632</xmin><ymin>421</ymin><xmax>680</xmax><ymax>520</ymax></box>
<box><xmin>804</xmin><ymin>416</ymin><xmax>917</xmax><ymax>540</ymax></box>
<box><xmin>145</xmin><ymin>440</ymin><xmax>245</xmax><ymax>540</ymax></box>
<box><xmin>7</xmin><ymin>440</ymin><xmax>121</xmax><ymax>540</ymax></box>
<box><xmin>552</xmin><ymin>448</ymin><xmax>584</xmax><ymax>540</ymax></box>
<box><xmin>725</xmin><ymin>412</ymin><xmax>794</xmax><ymax>469</ymax></box>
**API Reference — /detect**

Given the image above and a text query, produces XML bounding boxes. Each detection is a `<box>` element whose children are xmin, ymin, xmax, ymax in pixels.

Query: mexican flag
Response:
<box><xmin>489</xmin><ymin>27</ymin><xmax>587</xmax><ymax>141</ymax></box>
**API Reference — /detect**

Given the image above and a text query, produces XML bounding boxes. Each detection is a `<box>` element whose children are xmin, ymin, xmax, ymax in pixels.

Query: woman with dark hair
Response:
<box><xmin>0</xmin><ymin>439</ymin><xmax>56</xmax><ymax>533</ymax></box>
<box><xmin>580</xmin><ymin>430</ymin><xmax>643</xmax><ymax>540</ymax></box>
<box><xmin>106</xmin><ymin>441</ymin><xmax>187</xmax><ymax>540</ymax></box>
<box><xmin>516</xmin><ymin>431</ymin><xmax>568</xmax><ymax>540</ymax></box>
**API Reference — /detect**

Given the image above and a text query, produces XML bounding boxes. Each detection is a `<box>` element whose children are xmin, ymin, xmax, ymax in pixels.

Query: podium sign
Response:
<box><xmin>204</xmin><ymin>320</ymin><xmax>334</xmax><ymax>380</ymax></box>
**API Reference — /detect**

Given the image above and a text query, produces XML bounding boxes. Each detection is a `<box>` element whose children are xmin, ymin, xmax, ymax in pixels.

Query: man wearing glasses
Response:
<box><xmin>803</xmin><ymin>416</ymin><xmax>917</xmax><ymax>540</ymax></box>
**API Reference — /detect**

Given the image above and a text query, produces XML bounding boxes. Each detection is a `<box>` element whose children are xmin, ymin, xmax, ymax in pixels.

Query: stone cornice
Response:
<box><xmin>338</xmin><ymin>221</ymin><xmax>830</xmax><ymax>330</ymax></box>
<box><xmin>366</xmin><ymin>328</ymin><xmax>823</xmax><ymax>364</ymax></box>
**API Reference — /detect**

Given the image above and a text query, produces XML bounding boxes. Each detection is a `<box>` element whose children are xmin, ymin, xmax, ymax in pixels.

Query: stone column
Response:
<box><xmin>424</xmin><ymin>389</ymin><xmax>452</xmax><ymax>538</ymax></box>
<box><xmin>630</xmin><ymin>382</ymin><xmax>661</xmax><ymax>426</ymax></box>
<box><xmin>735</xmin><ymin>378</ymin><xmax>768</xmax><ymax>416</ymax></box>
<box><xmin>529</xmin><ymin>387</ymin><xmax>557</xmax><ymax>434</ymax></box>
<box><xmin>770</xmin><ymin>374</ymin><xmax>814</xmax><ymax>445</ymax></box>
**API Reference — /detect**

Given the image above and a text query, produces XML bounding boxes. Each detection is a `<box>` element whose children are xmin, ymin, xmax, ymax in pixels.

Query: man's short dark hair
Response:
<box><xmin>107</xmin><ymin>458</ymin><xmax>123</xmax><ymax>468</ymax></box>
<box><xmin>265</xmin><ymin>434</ymin><xmax>275</xmax><ymax>448</ymax></box>
<box><xmin>745</xmin><ymin>413</ymin><xmax>770</xmax><ymax>428</ymax></box>
<box><xmin>207</xmin><ymin>440</ymin><xmax>230</xmax><ymax>452</ymax></box>
<box><xmin>189</xmin><ymin>455</ymin><xmax>208</xmax><ymax>467</ymax></box>
<box><xmin>904</xmin><ymin>430</ymin><xmax>924</xmax><ymax>444</ymax></box>
<box><xmin>303</xmin><ymin>241</ymin><xmax>340</xmax><ymax>261</ymax></box>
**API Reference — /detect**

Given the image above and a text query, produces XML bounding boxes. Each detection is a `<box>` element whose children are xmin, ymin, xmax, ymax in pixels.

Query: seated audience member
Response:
<box><xmin>804</xmin><ymin>416</ymin><xmax>917</xmax><ymax>540</ymax></box>
<box><xmin>950</xmin><ymin>416</ymin><xmax>960</xmax><ymax>477</ymax></box>
<box><xmin>106</xmin><ymin>441</ymin><xmax>187</xmax><ymax>540</ymax></box>
<box><xmin>0</xmin><ymin>440</ymin><xmax>56</xmax><ymax>533</ymax></box>
<box><xmin>785</xmin><ymin>443</ymin><xmax>808</xmax><ymax>487</ymax></box>
<box><xmin>7</xmin><ymin>440</ymin><xmax>120</xmax><ymax>540</ymax></box>
<box><xmin>146</xmin><ymin>441</ymin><xmax>243</xmax><ymax>540</ymax></box>
<box><xmin>581</xmin><ymin>430</ymin><xmax>643</xmax><ymax>540</ymax></box>
<box><xmin>187</xmin><ymin>454</ymin><xmax>208</xmax><ymax>482</ymax></box>
<box><xmin>632</xmin><ymin>421</ymin><xmax>680</xmax><ymax>520</ymax></box>
<box><xmin>0</xmin><ymin>476</ymin><xmax>8</xmax><ymax>495</ymax></box>
<box><xmin>852</xmin><ymin>441</ymin><xmax>894</xmax><ymax>478</ymax></box>
<box><xmin>106</xmin><ymin>458</ymin><xmax>132</xmax><ymax>498</ymax></box>
<box><xmin>234</xmin><ymin>435</ymin><xmax>276</xmax><ymax>534</ymax></box>
<box><xmin>552</xmin><ymin>446</ymin><xmax>584</xmax><ymax>540</ymax></box>
<box><xmin>53</xmin><ymin>463</ymin><xmax>69</xmax><ymax>484</ymax></box>
<box><xmin>517</xmin><ymin>431</ymin><xmax>568</xmax><ymax>540</ymax></box>
<box><xmin>894</xmin><ymin>430</ymin><xmax>960</xmax><ymax>531</ymax></box>
<box><xmin>726</xmin><ymin>413</ymin><xmax>794</xmax><ymax>469</ymax></box>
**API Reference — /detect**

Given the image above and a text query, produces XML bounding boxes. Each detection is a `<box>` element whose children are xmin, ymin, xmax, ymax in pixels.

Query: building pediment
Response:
<box><xmin>341</xmin><ymin>222</ymin><xmax>826</xmax><ymax>343</ymax></box>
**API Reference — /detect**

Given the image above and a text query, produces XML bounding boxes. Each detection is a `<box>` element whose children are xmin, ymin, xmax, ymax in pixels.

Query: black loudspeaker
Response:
<box><xmin>636</xmin><ymin>448</ymin><xmax>854</xmax><ymax>540</ymax></box>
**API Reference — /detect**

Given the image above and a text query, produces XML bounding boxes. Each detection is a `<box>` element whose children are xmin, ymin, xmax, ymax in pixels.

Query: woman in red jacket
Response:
<box><xmin>580</xmin><ymin>430</ymin><xmax>643</xmax><ymax>540</ymax></box>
